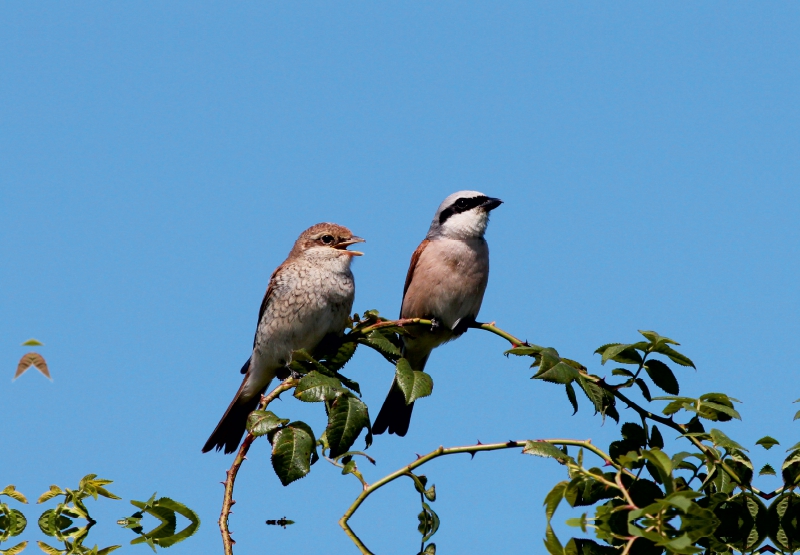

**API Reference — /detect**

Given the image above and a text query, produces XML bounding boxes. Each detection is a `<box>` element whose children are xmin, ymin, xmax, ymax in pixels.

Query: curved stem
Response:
<box><xmin>219</xmin><ymin>378</ymin><xmax>298</xmax><ymax>555</ymax></box>
<box><xmin>339</xmin><ymin>439</ymin><xmax>619</xmax><ymax>554</ymax></box>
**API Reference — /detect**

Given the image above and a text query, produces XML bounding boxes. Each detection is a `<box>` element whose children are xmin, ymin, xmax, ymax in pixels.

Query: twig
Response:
<box><xmin>338</xmin><ymin>439</ymin><xmax>620</xmax><ymax>554</ymax></box>
<box><xmin>219</xmin><ymin>378</ymin><xmax>298</xmax><ymax>555</ymax></box>
<box><xmin>471</xmin><ymin>321</ymin><xmax>759</xmax><ymax>494</ymax></box>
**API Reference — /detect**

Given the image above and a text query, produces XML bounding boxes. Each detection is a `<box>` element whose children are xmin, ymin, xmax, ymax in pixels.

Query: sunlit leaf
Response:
<box><xmin>523</xmin><ymin>441</ymin><xmax>572</xmax><ymax>464</ymax></box>
<box><xmin>0</xmin><ymin>541</ymin><xmax>28</xmax><ymax>555</ymax></box>
<box><xmin>293</xmin><ymin>371</ymin><xmax>346</xmax><ymax>403</ymax></box>
<box><xmin>651</xmin><ymin>343</ymin><xmax>695</xmax><ymax>368</ymax></box>
<box><xmin>0</xmin><ymin>486</ymin><xmax>27</xmax><ymax>504</ymax></box>
<box><xmin>247</xmin><ymin>410</ymin><xmax>289</xmax><ymax>438</ymax></box>
<box><xmin>395</xmin><ymin>359</ymin><xmax>433</xmax><ymax>404</ymax></box>
<box><xmin>36</xmin><ymin>542</ymin><xmax>63</xmax><ymax>555</ymax></box>
<box><xmin>504</xmin><ymin>345</ymin><xmax>544</xmax><ymax>356</ymax></box>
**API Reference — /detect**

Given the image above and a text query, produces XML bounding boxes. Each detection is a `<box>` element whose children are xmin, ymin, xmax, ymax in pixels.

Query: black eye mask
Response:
<box><xmin>439</xmin><ymin>196</ymin><xmax>489</xmax><ymax>225</ymax></box>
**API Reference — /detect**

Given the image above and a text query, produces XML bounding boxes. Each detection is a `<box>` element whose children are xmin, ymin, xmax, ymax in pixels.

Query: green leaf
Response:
<box><xmin>35</xmin><ymin>542</ymin><xmax>63</xmax><ymax>555</ymax></box>
<box><xmin>708</xmin><ymin>428</ymin><xmax>747</xmax><ymax>451</ymax></box>
<box><xmin>37</xmin><ymin>486</ymin><xmax>65</xmax><ymax>504</ymax></box>
<box><xmin>596</xmin><ymin>343</ymin><xmax>642</xmax><ymax>365</ymax></box>
<box><xmin>543</xmin><ymin>524</ymin><xmax>564</xmax><ymax>555</ymax></box>
<box><xmin>651</xmin><ymin>343</ymin><xmax>695</xmax><ymax>368</ymax></box>
<box><xmin>1</xmin><ymin>508</ymin><xmax>27</xmax><ymax>538</ymax></box>
<box><xmin>0</xmin><ymin>541</ymin><xmax>28</xmax><ymax>555</ymax></box>
<box><xmin>759</xmin><ymin>464</ymin><xmax>776</xmax><ymax>476</ymax></box>
<box><xmin>504</xmin><ymin>345</ymin><xmax>544</xmax><ymax>356</ymax></box>
<box><xmin>21</xmin><ymin>338</ymin><xmax>43</xmax><ymax>346</ymax></box>
<box><xmin>523</xmin><ymin>441</ymin><xmax>572</xmax><ymax>464</ymax></box>
<box><xmin>289</xmin><ymin>349</ymin><xmax>333</xmax><ymax>376</ymax></box>
<box><xmin>755</xmin><ymin>436</ymin><xmax>780</xmax><ymax>451</ymax></box>
<box><xmin>246</xmin><ymin>410</ymin><xmax>289</xmax><ymax>437</ymax></box>
<box><xmin>565</xmin><ymin>383</ymin><xmax>578</xmax><ymax>415</ymax></box>
<box><xmin>0</xmin><ymin>486</ymin><xmax>27</xmax><ymax>504</ymax></box>
<box><xmin>644</xmin><ymin>359</ymin><xmax>679</xmax><ymax>395</ymax></box>
<box><xmin>532</xmin><ymin>350</ymin><xmax>580</xmax><ymax>384</ymax></box>
<box><xmin>649</xmin><ymin>425</ymin><xmax>664</xmax><ymax>449</ymax></box>
<box><xmin>338</xmin><ymin>375</ymin><xmax>362</xmax><ymax>396</ymax></box>
<box><xmin>395</xmin><ymin>358</ymin><xmax>434</xmax><ymax>404</ymax></box>
<box><xmin>611</xmin><ymin>368</ymin><xmax>634</xmax><ymax>377</ymax></box>
<box><xmin>361</xmin><ymin>330</ymin><xmax>401</xmax><ymax>359</ymax></box>
<box><xmin>543</xmin><ymin>481</ymin><xmax>567</xmax><ymax>522</ymax></box>
<box><xmin>782</xmin><ymin>450</ymin><xmax>800</xmax><ymax>486</ymax></box>
<box><xmin>145</xmin><ymin>497</ymin><xmax>201</xmax><ymax>547</ymax></box>
<box><xmin>293</xmin><ymin>371</ymin><xmax>346</xmax><ymax>402</ymax></box>
<box><xmin>638</xmin><ymin>330</ymin><xmax>679</xmax><ymax>346</ymax></box>
<box><xmin>418</xmin><ymin>502</ymin><xmax>440</xmax><ymax>543</ymax></box>
<box><xmin>635</xmin><ymin>378</ymin><xmax>652</xmax><ymax>402</ymax></box>
<box><xmin>577</xmin><ymin>377</ymin><xmax>618</xmax><ymax>422</ymax></box>
<box><xmin>642</xmin><ymin>448</ymin><xmax>673</xmax><ymax>485</ymax></box>
<box><xmin>271</xmin><ymin>422</ymin><xmax>316</xmax><ymax>486</ymax></box>
<box><xmin>314</xmin><ymin>336</ymin><xmax>358</xmax><ymax>372</ymax></box>
<box><xmin>326</xmin><ymin>393</ymin><xmax>371</xmax><ymax>458</ymax></box>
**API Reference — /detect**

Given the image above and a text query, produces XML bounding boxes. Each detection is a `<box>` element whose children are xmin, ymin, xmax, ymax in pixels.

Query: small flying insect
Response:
<box><xmin>265</xmin><ymin>517</ymin><xmax>294</xmax><ymax>529</ymax></box>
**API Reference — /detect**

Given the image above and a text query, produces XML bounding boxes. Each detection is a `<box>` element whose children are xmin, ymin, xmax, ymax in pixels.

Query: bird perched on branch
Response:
<box><xmin>203</xmin><ymin>223</ymin><xmax>365</xmax><ymax>454</ymax></box>
<box><xmin>372</xmin><ymin>191</ymin><xmax>502</xmax><ymax>436</ymax></box>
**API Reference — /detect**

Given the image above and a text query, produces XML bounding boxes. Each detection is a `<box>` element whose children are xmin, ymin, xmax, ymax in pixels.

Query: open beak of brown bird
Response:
<box><xmin>335</xmin><ymin>236</ymin><xmax>366</xmax><ymax>256</ymax></box>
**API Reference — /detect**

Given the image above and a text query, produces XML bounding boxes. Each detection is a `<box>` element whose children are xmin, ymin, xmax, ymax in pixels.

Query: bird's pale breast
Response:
<box><xmin>401</xmin><ymin>238</ymin><xmax>489</xmax><ymax>329</ymax></box>
<box><xmin>245</xmin><ymin>258</ymin><xmax>354</xmax><ymax>397</ymax></box>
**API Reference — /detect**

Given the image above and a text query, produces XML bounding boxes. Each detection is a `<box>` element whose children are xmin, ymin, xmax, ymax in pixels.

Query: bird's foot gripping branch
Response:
<box><xmin>216</xmin><ymin>310</ymin><xmax>800</xmax><ymax>555</ymax></box>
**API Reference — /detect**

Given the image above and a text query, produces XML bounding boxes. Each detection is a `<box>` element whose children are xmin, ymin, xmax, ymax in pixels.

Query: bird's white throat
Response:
<box><xmin>435</xmin><ymin>209</ymin><xmax>489</xmax><ymax>240</ymax></box>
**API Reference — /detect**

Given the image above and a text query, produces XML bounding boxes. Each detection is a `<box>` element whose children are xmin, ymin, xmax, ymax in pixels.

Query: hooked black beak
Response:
<box><xmin>335</xmin><ymin>236</ymin><xmax>365</xmax><ymax>256</ymax></box>
<box><xmin>481</xmin><ymin>197</ymin><xmax>503</xmax><ymax>211</ymax></box>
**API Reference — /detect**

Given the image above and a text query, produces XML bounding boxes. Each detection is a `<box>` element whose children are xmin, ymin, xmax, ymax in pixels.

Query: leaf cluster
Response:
<box><xmin>35</xmin><ymin>475</ymin><xmax>121</xmax><ymax>555</ymax></box>
<box><xmin>118</xmin><ymin>493</ymin><xmax>200</xmax><ymax>551</ymax></box>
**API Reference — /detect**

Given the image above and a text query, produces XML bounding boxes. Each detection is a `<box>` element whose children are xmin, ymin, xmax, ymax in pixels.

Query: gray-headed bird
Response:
<box><xmin>372</xmin><ymin>191</ymin><xmax>502</xmax><ymax>436</ymax></box>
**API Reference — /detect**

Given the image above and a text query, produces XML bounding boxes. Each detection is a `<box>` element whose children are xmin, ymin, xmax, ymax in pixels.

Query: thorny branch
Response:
<box><xmin>337</xmin><ymin>439</ymin><xmax>621</xmax><ymax>555</ymax></box>
<box><xmin>218</xmin><ymin>315</ymin><xmax>769</xmax><ymax>555</ymax></box>
<box><xmin>219</xmin><ymin>377</ymin><xmax>298</xmax><ymax>555</ymax></box>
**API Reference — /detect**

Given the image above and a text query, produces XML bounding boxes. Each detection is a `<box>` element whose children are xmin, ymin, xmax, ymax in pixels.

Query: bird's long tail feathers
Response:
<box><xmin>202</xmin><ymin>375</ymin><xmax>264</xmax><ymax>454</ymax></box>
<box><xmin>372</xmin><ymin>378</ymin><xmax>414</xmax><ymax>436</ymax></box>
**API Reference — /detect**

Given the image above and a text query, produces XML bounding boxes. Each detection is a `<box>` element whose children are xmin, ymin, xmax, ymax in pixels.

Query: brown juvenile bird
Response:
<box><xmin>372</xmin><ymin>191</ymin><xmax>502</xmax><ymax>436</ymax></box>
<box><xmin>203</xmin><ymin>223</ymin><xmax>364</xmax><ymax>454</ymax></box>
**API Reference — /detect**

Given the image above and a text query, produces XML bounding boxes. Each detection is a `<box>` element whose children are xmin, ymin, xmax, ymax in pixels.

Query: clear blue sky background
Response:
<box><xmin>2</xmin><ymin>3</ymin><xmax>798</xmax><ymax>554</ymax></box>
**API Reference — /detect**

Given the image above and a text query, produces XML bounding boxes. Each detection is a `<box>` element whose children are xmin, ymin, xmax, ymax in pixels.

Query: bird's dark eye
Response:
<box><xmin>455</xmin><ymin>198</ymin><xmax>470</xmax><ymax>209</ymax></box>
<box><xmin>320</xmin><ymin>234</ymin><xmax>335</xmax><ymax>245</ymax></box>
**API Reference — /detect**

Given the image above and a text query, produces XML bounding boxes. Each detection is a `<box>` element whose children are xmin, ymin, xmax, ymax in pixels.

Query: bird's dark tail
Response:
<box><xmin>202</xmin><ymin>374</ymin><xmax>264</xmax><ymax>454</ymax></box>
<box><xmin>372</xmin><ymin>379</ymin><xmax>414</xmax><ymax>436</ymax></box>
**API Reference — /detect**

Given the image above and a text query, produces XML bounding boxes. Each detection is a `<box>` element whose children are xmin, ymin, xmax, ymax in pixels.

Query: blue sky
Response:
<box><xmin>2</xmin><ymin>2</ymin><xmax>798</xmax><ymax>553</ymax></box>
